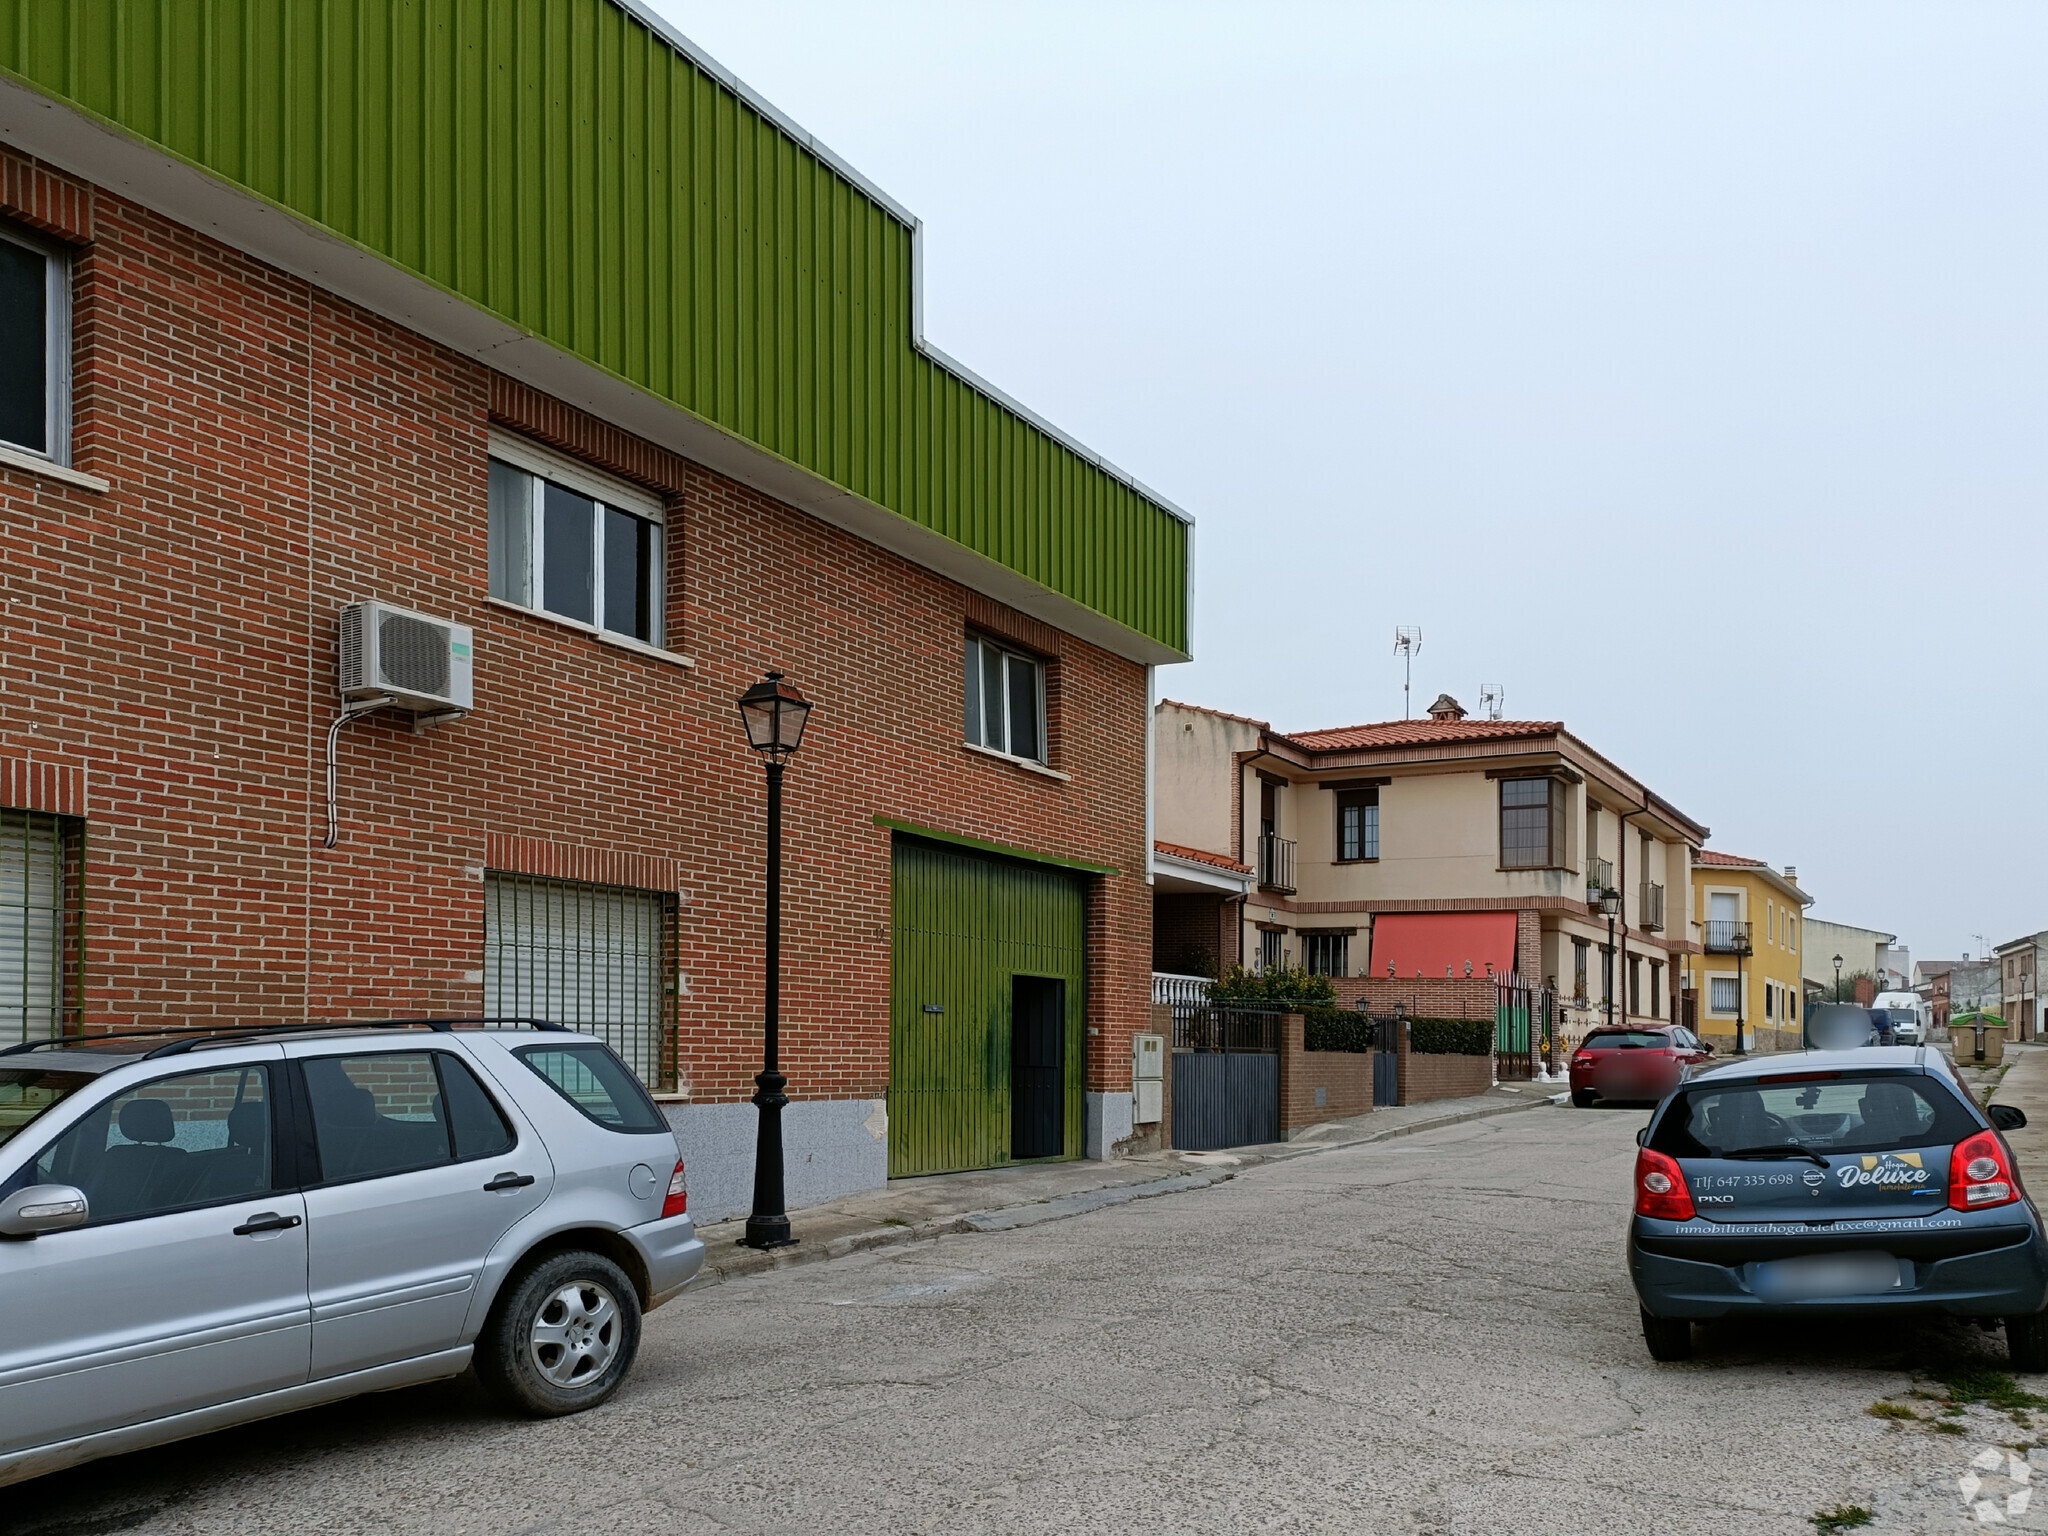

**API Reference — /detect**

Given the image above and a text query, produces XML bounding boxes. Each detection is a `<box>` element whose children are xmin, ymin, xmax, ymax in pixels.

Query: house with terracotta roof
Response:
<box><xmin>1688</xmin><ymin>851</ymin><xmax>1813</xmax><ymax>1049</ymax></box>
<box><xmin>1150</xmin><ymin>693</ymin><xmax>1707</xmax><ymax>1040</ymax></box>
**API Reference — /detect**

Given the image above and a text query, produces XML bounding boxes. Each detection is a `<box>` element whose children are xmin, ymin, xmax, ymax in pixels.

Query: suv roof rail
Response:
<box><xmin>1</xmin><ymin>1017</ymin><xmax>574</xmax><ymax>1060</ymax></box>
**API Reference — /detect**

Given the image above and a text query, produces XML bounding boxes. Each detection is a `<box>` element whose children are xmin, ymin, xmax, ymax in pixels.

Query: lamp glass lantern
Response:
<box><xmin>1598</xmin><ymin>888</ymin><xmax>1624</xmax><ymax>918</ymax></box>
<box><xmin>738</xmin><ymin>671</ymin><xmax>813</xmax><ymax>760</ymax></box>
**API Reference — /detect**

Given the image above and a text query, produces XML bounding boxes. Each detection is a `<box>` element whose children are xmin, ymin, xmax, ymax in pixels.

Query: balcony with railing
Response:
<box><xmin>1704</xmin><ymin>918</ymin><xmax>1752</xmax><ymax>954</ymax></box>
<box><xmin>1585</xmin><ymin>856</ymin><xmax>1613</xmax><ymax>897</ymax></box>
<box><xmin>1257</xmin><ymin>833</ymin><xmax>1296</xmax><ymax>894</ymax></box>
<box><xmin>1639</xmin><ymin>881</ymin><xmax>1665</xmax><ymax>932</ymax></box>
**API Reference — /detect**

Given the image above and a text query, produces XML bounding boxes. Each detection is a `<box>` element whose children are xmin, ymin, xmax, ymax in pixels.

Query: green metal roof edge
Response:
<box><xmin>873</xmin><ymin>817</ymin><xmax>1118</xmax><ymax>877</ymax></box>
<box><xmin>0</xmin><ymin>1</ymin><xmax>1194</xmax><ymax>657</ymax></box>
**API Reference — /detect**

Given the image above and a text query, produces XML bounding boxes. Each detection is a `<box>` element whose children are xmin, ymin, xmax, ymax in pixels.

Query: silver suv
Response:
<box><xmin>0</xmin><ymin>1020</ymin><xmax>705</xmax><ymax>1486</ymax></box>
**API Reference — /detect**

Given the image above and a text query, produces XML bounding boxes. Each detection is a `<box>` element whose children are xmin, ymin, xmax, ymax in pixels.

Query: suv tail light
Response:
<box><xmin>661</xmin><ymin>1160</ymin><xmax>688</xmax><ymax>1219</ymax></box>
<box><xmin>1634</xmin><ymin>1147</ymin><xmax>1697</xmax><ymax>1220</ymax></box>
<box><xmin>1949</xmin><ymin>1131</ymin><xmax>2020</xmax><ymax>1211</ymax></box>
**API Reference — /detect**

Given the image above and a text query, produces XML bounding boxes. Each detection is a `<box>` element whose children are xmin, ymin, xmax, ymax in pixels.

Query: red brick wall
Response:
<box><xmin>1277</xmin><ymin>1013</ymin><xmax>1372</xmax><ymax>1136</ymax></box>
<box><xmin>1335</xmin><ymin>975</ymin><xmax>1497</xmax><ymax>1020</ymax></box>
<box><xmin>0</xmin><ymin>146</ymin><xmax>1150</xmax><ymax>1105</ymax></box>
<box><xmin>1402</xmin><ymin>1050</ymin><xmax>1492</xmax><ymax>1104</ymax></box>
<box><xmin>1153</xmin><ymin>893</ymin><xmax>1230</xmax><ymax>977</ymax></box>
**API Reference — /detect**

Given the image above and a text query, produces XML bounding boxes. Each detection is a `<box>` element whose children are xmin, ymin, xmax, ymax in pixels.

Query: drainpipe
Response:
<box><xmin>1144</xmin><ymin>667</ymin><xmax>1156</xmax><ymax>888</ymax></box>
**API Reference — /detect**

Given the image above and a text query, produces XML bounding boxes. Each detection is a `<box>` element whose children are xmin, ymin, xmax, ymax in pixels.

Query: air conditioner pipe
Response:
<box><xmin>323</xmin><ymin>696</ymin><xmax>391</xmax><ymax>849</ymax></box>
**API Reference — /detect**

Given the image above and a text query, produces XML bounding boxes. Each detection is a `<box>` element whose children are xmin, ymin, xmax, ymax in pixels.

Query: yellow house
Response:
<box><xmin>1687</xmin><ymin>851</ymin><xmax>1812</xmax><ymax>1050</ymax></box>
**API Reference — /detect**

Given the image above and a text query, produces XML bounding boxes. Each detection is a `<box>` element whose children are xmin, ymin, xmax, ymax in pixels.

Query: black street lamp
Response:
<box><xmin>1833</xmin><ymin>953</ymin><xmax>1844</xmax><ymax>1004</ymax></box>
<box><xmin>735</xmin><ymin>670</ymin><xmax>814</xmax><ymax>1252</ymax></box>
<box><xmin>1598</xmin><ymin>887</ymin><xmax>1623</xmax><ymax>1028</ymax></box>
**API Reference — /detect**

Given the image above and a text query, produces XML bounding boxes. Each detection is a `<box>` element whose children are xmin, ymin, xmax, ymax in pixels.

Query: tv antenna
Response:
<box><xmin>1479</xmin><ymin>683</ymin><xmax>1504</xmax><ymax>721</ymax></box>
<box><xmin>1393</xmin><ymin>627</ymin><xmax>1422</xmax><ymax>718</ymax></box>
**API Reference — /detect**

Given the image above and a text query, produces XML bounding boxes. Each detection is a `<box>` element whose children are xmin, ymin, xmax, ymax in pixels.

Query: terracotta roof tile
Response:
<box><xmin>1695</xmin><ymin>849</ymin><xmax>1770</xmax><ymax>868</ymax></box>
<box><xmin>1280</xmin><ymin>719</ymin><xmax>1563</xmax><ymax>751</ymax></box>
<box><xmin>1153</xmin><ymin>839</ymin><xmax>1252</xmax><ymax>874</ymax></box>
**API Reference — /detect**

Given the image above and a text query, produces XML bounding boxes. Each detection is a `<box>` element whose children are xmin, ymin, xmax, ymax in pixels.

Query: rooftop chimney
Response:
<box><xmin>1784</xmin><ymin>866</ymin><xmax>1797</xmax><ymax>882</ymax></box>
<box><xmin>1426</xmin><ymin>693</ymin><xmax>1467</xmax><ymax>721</ymax></box>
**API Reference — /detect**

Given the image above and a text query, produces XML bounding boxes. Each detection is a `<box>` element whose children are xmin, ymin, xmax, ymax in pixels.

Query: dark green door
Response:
<box><xmin>889</xmin><ymin>838</ymin><xmax>1086</xmax><ymax>1176</ymax></box>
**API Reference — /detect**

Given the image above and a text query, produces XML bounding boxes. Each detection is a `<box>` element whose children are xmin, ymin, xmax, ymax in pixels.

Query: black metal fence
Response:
<box><xmin>1172</xmin><ymin>1005</ymin><xmax>1281</xmax><ymax>1054</ymax></box>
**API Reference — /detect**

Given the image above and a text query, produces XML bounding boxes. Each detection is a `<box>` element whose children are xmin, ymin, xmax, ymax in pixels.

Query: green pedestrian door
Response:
<box><xmin>889</xmin><ymin>838</ymin><xmax>1086</xmax><ymax>1177</ymax></box>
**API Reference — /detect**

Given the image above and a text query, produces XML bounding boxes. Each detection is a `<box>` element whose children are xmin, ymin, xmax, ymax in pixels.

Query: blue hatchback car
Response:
<box><xmin>1628</xmin><ymin>1046</ymin><xmax>2048</xmax><ymax>1364</ymax></box>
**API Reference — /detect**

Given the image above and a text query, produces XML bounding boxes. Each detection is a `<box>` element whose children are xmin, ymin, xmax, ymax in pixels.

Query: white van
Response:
<box><xmin>1872</xmin><ymin>990</ymin><xmax>1930</xmax><ymax>1045</ymax></box>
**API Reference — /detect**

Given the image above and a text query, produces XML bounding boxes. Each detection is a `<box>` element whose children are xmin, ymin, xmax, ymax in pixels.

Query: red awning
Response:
<box><xmin>1370</xmin><ymin>912</ymin><xmax>1517</xmax><ymax>980</ymax></box>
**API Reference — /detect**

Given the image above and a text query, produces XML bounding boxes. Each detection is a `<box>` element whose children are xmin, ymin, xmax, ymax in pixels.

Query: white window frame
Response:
<box><xmin>1708</xmin><ymin>974</ymin><xmax>1741</xmax><ymax>1014</ymax></box>
<box><xmin>487</xmin><ymin>430</ymin><xmax>665</xmax><ymax>648</ymax></box>
<box><xmin>963</xmin><ymin>632</ymin><xmax>1049</xmax><ymax>766</ymax></box>
<box><xmin>0</xmin><ymin>224</ymin><xmax>72</xmax><ymax>466</ymax></box>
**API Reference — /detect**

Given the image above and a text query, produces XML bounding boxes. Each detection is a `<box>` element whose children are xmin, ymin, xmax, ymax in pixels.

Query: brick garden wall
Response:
<box><xmin>0</xmin><ymin>145</ymin><xmax>1152</xmax><ymax>1111</ymax></box>
<box><xmin>1276</xmin><ymin>1013</ymin><xmax>1372</xmax><ymax>1138</ymax></box>
<box><xmin>1402</xmin><ymin>1049</ymin><xmax>1493</xmax><ymax>1104</ymax></box>
<box><xmin>1336</xmin><ymin>975</ymin><xmax>1498</xmax><ymax>1020</ymax></box>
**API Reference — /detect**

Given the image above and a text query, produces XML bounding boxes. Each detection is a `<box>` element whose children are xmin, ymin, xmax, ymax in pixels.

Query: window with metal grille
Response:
<box><xmin>1710</xmin><ymin>975</ymin><xmax>1740</xmax><ymax>1013</ymax></box>
<box><xmin>1258</xmin><ymin>927</ymin><xmax>1285</xmax><ymax>973</ymax></box>
<box><xmin>1302</xmin><ymin>932</ymin><xmax>1349</xmax><ymax>977</ymax></box>
<box><xmin>482</xmin><ymin>873</ymin><xmax>674</xmax><ymax>1089</ymax></box>
<box><xmin>1</xmin><ymin>810</ymin><xmax>80</xmax><ymax>1047</ymax></box>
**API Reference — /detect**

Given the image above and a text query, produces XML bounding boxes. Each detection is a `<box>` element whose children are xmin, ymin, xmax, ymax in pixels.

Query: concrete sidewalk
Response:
<box><xmin>687</xmin><ymin>1083</ymin><xmax>1564</xmax><ymax>1288</ymax></box>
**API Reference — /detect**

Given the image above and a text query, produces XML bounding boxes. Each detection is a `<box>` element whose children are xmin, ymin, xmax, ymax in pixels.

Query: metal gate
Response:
<box><xmin>1170</xmin><ymin>1006</ymin><xmax>1279</xmax><ymax>1150</ymax></box>
<box><xmin>1495</xmin><ymin>976</ymin><xmax>1534</xmax><ymax>1082</ymax></box>
<box><xmin>889</xmin><ymin>838</ymin><xmax>1086</xmax><ymax>1177</ymax></box>
<box><xmin>1373</xmin><ymin>1015</ymin><xmax>1401</xmax><ymax>1106</ymax></box>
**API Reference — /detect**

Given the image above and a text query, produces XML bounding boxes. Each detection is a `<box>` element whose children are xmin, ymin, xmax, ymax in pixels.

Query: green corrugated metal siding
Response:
<box><xmin>0</xmin><ymin>0</ymin><xmax>1189</xmax><ymax>655</ymax></box>
<box><xmin>889</xmin><ymin>837</ymin><xmax>1084</xmax><ymax>1177</ymax></box>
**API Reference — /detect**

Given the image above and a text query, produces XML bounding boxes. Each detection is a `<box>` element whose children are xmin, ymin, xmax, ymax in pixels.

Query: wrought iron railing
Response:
<box><xmin>1639</xmin><ymin>882</ymin><xmax>1665</xmax><ymax>932</ymax></box>
<box><xmin>1585</xmin><ymin>856</ymin><xmax>1613</xmax><ymax>894</ymax></box>
<box><xmin>1703</xmin><ymin>919</ymin><xmax>1753</xmax><ymax>954</ymax></box>
<box><xmin>1257</xmin><ymin>833</ymin><xmax>1296</xmax><ymax>894</ymax></box>
<box><xmin>1173</xmin><ymin>1005</ymin><xmax>1281</xmax><ymax>1053</ymax></box>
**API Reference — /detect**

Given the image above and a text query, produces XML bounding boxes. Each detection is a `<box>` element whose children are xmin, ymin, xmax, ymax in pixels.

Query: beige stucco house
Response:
<box><xmin>1150</xmin><ymin>694</ymin><xmax>1708</xmax><ymax>1039</ymax></box>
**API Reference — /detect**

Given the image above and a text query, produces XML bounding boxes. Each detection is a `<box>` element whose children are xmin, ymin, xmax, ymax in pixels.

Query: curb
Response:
<box><xmin>685</xmin><ymin>1093</ymin><xmax>1559</xmax><ymax>1290</ymax></box>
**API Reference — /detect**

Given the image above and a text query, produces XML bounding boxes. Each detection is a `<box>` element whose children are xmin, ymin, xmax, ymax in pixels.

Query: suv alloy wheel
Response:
<box><xmin>478</xmin><ymin>1250</ymin><xmax>644</xmax><ymax>1416</ymax></box>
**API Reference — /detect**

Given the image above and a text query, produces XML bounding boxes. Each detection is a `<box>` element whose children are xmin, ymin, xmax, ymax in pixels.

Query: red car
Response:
<box><xmin>1569</xmin><ymin>1025</ymin><xmax>1714</xmax><ymax>1107</ymax></box>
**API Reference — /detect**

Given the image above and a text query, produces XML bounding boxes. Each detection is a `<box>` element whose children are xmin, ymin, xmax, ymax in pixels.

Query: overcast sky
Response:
<box><xmin>657</xmin><ymin>1</ymin><xmax>2048</xmax><ymax>963</ymax></box>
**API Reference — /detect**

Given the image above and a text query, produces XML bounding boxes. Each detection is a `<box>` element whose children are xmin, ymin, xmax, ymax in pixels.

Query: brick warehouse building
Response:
<box><xmin>0</xmin><ymin>4</ymin><xmax>1191</xmax><ymax>1219</ymax></box>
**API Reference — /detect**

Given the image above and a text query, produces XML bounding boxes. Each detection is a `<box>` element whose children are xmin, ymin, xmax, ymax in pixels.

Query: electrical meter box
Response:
<box><xmin>1133</xmin><ymin>1033</ymin><xmax>1165</xmax><ymax>1124</ymax></box>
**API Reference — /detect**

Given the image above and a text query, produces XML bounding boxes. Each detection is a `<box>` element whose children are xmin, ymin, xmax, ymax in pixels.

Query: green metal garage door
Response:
<box><xmin>889</xmin><ymin>838</ymin><xmax>1086</xmax><ymax>1177</ymax></box>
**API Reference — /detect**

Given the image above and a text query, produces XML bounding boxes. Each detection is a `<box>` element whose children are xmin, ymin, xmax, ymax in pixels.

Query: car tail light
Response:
<box><xmin>1633</xmin><ymin>1147</ymin><xmax>1696</xmax><ymax>1220</ymax></box>
<box><xmin>1949</xmin><ymin>1131</ymin><xmax>2019</xmax><ymax>1211</ymax></box>
<box><xmin>661</xmin><ymin>1160</ymin><xmax>688</xmax><ymax>1219</ymax></box>
<box><xmin>1573</xmin><ymin>1049</ymin><xmax>1595</xmax><ymax>1064</ymax></box>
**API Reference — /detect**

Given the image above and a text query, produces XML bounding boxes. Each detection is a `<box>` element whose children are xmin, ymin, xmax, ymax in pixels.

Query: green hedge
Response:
<box><xmin>1409</xmin><ymin>1017</ymin><xmax>1494</xmax><ymax>1057</ymax></box>
<box><xmin>1304</xmin><ymin>1008</ymin><xmax>1373</xmax><ymax>1053</ymax></box>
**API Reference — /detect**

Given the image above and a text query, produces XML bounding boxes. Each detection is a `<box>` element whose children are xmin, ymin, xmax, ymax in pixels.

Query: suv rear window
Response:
<box><xmin>513</xmin><ymin>1043</ymin><xmax>667</xmax><ymax>1134</ymax></box>
<box><xmin>1582</xmin><ymin>1032</ymin><xmax>1667</xmax><ymax>1049</ymax></box>
<box><xmin>1650</xmin><ymin>1073</ymin><xmax>1979</xmax><ymax>1158</ymax></box>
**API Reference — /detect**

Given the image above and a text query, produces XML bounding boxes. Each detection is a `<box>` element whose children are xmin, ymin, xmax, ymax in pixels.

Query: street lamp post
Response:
<box><xmin>1833</xmin><ymin>953</ymin><xmax>1844</xmax><ymax>1004</ymax></box>
<box><xmin>1599</xmin><ymin>888</ymin><xmax>1623</xmax><ymax>1029</ymax></box>
<box><xmin>735</xmin><ymin>670</ymin><xmax>814</xmax><ymax>1252</ymax></box>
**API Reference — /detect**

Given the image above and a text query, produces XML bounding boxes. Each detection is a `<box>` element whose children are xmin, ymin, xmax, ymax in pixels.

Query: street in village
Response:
<box><xmin>14</xmin><ymin>1097</ymin><xmax>2047</xmax><ymax>1536</ymax></box>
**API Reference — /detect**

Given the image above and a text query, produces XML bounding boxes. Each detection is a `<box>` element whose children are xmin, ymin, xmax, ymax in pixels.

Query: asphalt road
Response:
<box><xmin>14</xmin><ymin>1107</ymin><xmax>2045</xmax><ymax>1535</ymax></box>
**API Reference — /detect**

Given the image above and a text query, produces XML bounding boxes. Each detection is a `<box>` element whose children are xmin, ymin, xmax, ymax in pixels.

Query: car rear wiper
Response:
<box><xmin>1717</xmin><ymin>1145</ymin><xmax>1830</xmax><ymax>1168</ymax></box>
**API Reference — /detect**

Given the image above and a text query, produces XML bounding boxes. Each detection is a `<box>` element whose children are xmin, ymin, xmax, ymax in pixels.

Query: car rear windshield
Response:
<box><xmin>1582</xmin><ymin>1032</ymin><xmax>1667</xmax><ymax>1050</ymax></box>
<box><xmin>512</xmin><ymin>1043</ymin><xmax>668</xmax><ymax>1134</ymax></box>
<box><xmin>0</xmin><ymin>1068</ymin><xmax>96</xmax><ymax>1151</ymax></box>
<box><xmin>1650</xmin><ymin>1073</ymin><xmax>1979</xmax><ymax>1158</ymax></box>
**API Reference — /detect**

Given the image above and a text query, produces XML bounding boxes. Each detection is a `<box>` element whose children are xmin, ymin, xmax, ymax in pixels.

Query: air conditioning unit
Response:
<box><xmin>339</xmin><ymin>601</ymin><xmax>473</xmax><ymax>714</ymax></box>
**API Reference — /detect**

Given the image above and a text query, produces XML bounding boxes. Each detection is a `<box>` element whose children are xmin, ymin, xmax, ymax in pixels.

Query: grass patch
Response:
<box><xmin>1811</xmin><ymin>1506</ymin><xmax>1873</xmax><ymax>1534</ymax></box>
<box><xmin>1932</xmin><ymin>1421</ymin><xmax>1967</xmax><ymax>1435</ymax></box>
<box><xmin>1867</xmin><ymin>1401</ymin><xmax>1918</xmax><ymax>1421</ymax></box>
<box><xmin>1942</xmin><ymin>1366</ymin><xmax>2048</xmax><ymax>1412</ymax></box>
<box><xmin>880</xmin><ymin>1217</ymin><xmax>910</xmax><ymax>1228</ymax></box>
